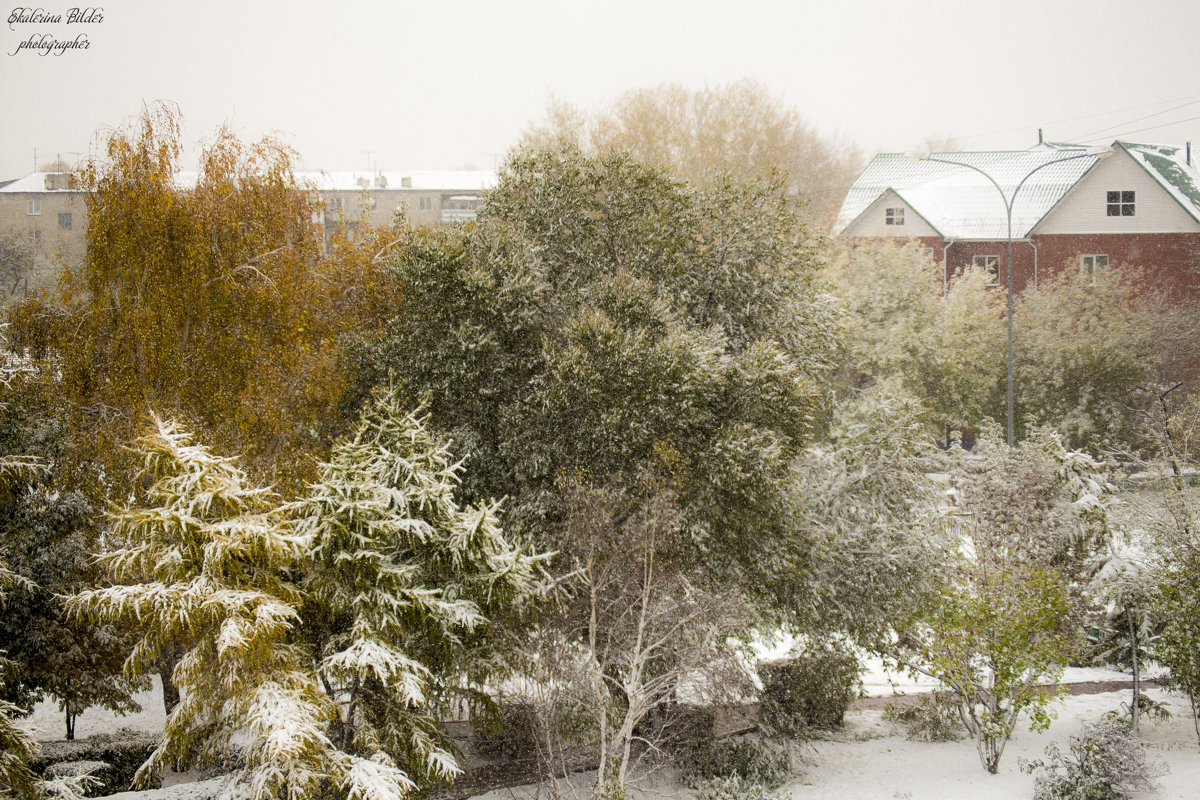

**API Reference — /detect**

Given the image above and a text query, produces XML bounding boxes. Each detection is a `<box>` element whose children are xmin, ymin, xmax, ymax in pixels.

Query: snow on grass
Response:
<box><xmin>787</xmin><ymin>689</ymin><xmax>1198</xmax><ymax>800</ymax></box>
<box><xmin>16</xmin><ymin>676</ymin><xmax>167</xmax><ymax>742</ymax></box>
<box><xmin>16</xmin><ymin>667</ymin><xmax>1196</xmax><ymax>800</ymax></box>
<box><xmin>467</xmin><ymin>690</ymin><xmax>1199</xmax><ymax>800</ymax></box>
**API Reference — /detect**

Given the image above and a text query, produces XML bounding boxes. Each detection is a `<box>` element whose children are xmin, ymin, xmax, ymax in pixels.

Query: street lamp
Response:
<box><xmin>904</xmin><ymin>145</ymin><xmax>1113</xmax><ymax>446</ymax></box>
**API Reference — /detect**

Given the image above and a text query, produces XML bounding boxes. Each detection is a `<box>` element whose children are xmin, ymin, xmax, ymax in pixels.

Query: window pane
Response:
<box><xmin>1107</xmin><ymin>206</ymin><xmax>1120</xmax><ymax>216</ymax></box>
<box><xmin>1122</xmin><ymin>191</ymin><xmax>1135</xmax><ymax>203</ymax></box>
<box><xmin>1097</xmin><ymin>255</ymin><xmax>1108</xmax><ymax>267</ymax></box>
<box><xmin>1122</xmin><ymin>205</ymin><xmax>1134</xmax><ymax>216</ymax></box>
<box><xmin>1107</xmin><ymin>191</ymin><xmax>1120</xmax><ymax>203</ymax></box>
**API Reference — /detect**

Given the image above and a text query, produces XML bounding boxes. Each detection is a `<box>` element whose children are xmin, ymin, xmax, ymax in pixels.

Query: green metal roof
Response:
<box><xmin>1119</xmin><ymin>141</ymin><xmax>1200</xmax><ymax>225</ymax></box>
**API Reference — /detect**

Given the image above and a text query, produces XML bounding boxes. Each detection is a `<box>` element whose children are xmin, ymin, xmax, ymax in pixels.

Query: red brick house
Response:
<box><xmin>834</xmin><ymin>140</ymin><xmax>1200</xmax><ymax>296</ymax></box>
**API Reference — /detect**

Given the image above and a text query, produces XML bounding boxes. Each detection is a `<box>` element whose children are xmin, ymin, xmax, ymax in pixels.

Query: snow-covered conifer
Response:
<box><xmin>291</xmin><ymin>387</ymin><xmax>549</xmax><ymax>789</ymax></box>
<box><xmin>68</xmin><ymin>418</ymin><xmax>339</xmax><ymax>800</ymax></box>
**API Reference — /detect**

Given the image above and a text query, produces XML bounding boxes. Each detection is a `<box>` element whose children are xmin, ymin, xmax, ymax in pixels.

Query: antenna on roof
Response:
<box><xmin>1038</xmin><ymin>128</ymin><xmax>1044</xmax><ymax>145</ymax></box>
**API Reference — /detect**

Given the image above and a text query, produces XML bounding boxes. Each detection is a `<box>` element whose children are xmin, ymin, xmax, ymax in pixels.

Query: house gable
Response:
<box><xmin>839</xmin><ymin>189</ymin><xmax>941</xmax><ymax>238</ymax></box>
<box><xmin>1034</xmin><ymin>147</ymin><xmax>1200</xmax><ymax>235</ymax></box>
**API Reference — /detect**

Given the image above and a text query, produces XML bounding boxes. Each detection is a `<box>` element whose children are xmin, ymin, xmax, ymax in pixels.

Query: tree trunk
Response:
<box><xmin>1189</xmin><ymin>688</ymin><xmax>1200</xmax><ymax>752</ymax></box>
<box><xmin>1128</xmin><ymin>606</ymin><xmax>1140</xmax><ymax>733</ymax></box>
<box><xmin>65</xmin><ymin>708</ymin><xmax>76</xmax><ymax>741</ymax></box>
<box><xmin>159</xmin><ymin>646</ymin><xmax>182</xmax><ymax>715</ymax></box>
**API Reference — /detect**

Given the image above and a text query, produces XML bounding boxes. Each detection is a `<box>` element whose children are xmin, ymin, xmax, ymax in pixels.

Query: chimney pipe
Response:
<box><xmin>1038</xmin><ymin>128</ymin><xmax>1044</xmax><ymax>145</ymax></box>
<box><xmin>1188</xmin><ymin>141</ymin><xmax>1192</xmax><ymax>167</ymax></box>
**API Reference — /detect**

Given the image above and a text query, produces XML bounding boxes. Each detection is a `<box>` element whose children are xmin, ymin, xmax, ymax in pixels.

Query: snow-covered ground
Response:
<box><xmin>17</xmin><ymin>676</ymin><xmax>168</xmax><ymax>743</ymax></box>
<box><xmin>786</xmin><ymin>688</ymin><xmax>1198</xmax><ymax>800</ymax></box>
<box><xmin>18</xmin><ymin>672</ymin><xmax>1198</xmax><ymax>800</ymax></box>
<box><xmin>469</xmin><ymin>689</ymin><xmax>1199</xmax><ymax>800</ymax></box>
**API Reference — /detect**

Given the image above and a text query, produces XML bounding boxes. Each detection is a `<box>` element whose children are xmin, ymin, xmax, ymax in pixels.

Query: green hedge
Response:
<box><xmin>31</xmin><ymin>732</ymin><xmax>159</xmax><ymax>796</ymax></box>
<box><xmin>757</xmin><ymin>645</ymin><xmax>859</xmax><ymax>736</ymax></box>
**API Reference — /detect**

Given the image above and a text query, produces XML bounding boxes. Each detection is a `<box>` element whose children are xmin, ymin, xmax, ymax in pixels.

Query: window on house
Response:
<box><xmin>419</xmin><ymin>197</ymin><xmax>434</xmax><ymax>211</ymax></box>
<box><xmin>885</xmin><ymin>207</ymin><xmax>905</xmax><ymax>226</ymax></box>
<box><xmin>26</xmin><ymin>199</ymin><xmax>41</xmax><ymax>215</ymax></box>
<box><xmin>1080</xmin><ymin>254</ymin><xmax>1109</xmax><ymax>285</ymax></box>
<box><xmin>1107</xmin><ymin>191</ymin><xmax>1135</xmax><ymax>216</ymax></box>
<box><xmin>973</xmin><ymin>255</ymin><xmax>1000</xmax><ymax>286</ymax></box>
<box><xmin>58</xmin><ymin>212</ymin><xmax>72</xmax><ymax>229</ymax></box>
<box><xmin>330</xmin><ymin>197</ymin><xmax>345</xmax><ymax>212</ymax></box>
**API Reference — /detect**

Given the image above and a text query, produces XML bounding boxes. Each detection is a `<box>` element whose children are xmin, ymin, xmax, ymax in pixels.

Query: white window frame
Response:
<box><xmin>973</xmin><ymin>255</ymin><xmax>1000</xmax><ymax>287</ymax></box>
<box><xmin>1106</xmin><ymin>190</ymin><xmax>1135</xmax><ymax>217</ymax></box>
<box><xmin>26</xmin><ymin>199</ymin><xmax>41</xmax><ymax>215</ymax></box>
<box><xmin>419</xmin><ymin>197</ymin><xmax>434</xmax><ymax>212</ymax></box>
<box><xmin>1080</xmin><ymin>254</ymin><xmax>1109</xmax><ymax>285</ymax></box>
<box><xmin>885</xmin><ymin>207</ymin><xmax>905</xmax><ymax>226</ymax></box>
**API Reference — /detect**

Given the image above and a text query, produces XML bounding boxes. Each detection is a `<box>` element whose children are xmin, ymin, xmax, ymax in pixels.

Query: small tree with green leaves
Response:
<box><xmin>894</xmin><ymin>424</ymin><xmax>1111</xmax><ymax>773</ymax></box>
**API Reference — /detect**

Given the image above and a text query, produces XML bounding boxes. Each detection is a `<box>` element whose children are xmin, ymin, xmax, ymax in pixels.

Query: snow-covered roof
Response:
<box><xmin>835</xmin><ymin>145</ymin><xmax>1103</xmax><ymax>239</ymax></box>
<box><xmin>0</xmin><ymin>172</ymin><xmax>85</xmax><ymax>192</ymax></box>
<box><xmin>0</xmin><ymin>170</ymin><xmax>496</xmax><ymax>194</ymax></box>
<box><xmin>1119</xmin><ymin>141</ymin><xmax>1200</xmax><ymax>225</ymax></box>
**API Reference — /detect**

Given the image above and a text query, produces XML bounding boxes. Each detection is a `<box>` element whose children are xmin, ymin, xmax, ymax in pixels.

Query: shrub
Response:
<box><xmin>470</xmin><ymin>701</ymin><xmax>541</xmax><ymax>762</ymax></box>
<box><xmin>693</xmin><ymin>774</ymin><xmax>777</xmax><ymax>800</ymax></box>
<box><xmin>1020</xmin><ymin>716</ymin><xmax>1168</xmax><ymax>800</ymax></box>
<box><xmin>757</xmin><ymin>645</ymin><xmax>859</xmax><ymax>736</ymax></box>
<box><xmin>677</xmin><ymin>734</ymin><xmax>791</xmax><ymax>789</ymax></box>
<box><xmin>882</xmin><ymin>691</ymin><xmax>964</xmax><ymax>742</ymax></box>
<box><xmin>31</xmin><ymin>732</ymin><xmax>159</xmax><ymax>796</ymax></box>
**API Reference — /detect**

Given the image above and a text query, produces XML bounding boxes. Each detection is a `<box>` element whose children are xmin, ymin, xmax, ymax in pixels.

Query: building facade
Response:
<box><xmin>0</xmin><ymin>168</ymin><xmax>495</xmax><ymax>299</ymax></box>
<box><xmin>834</xmin><ymin>141</ymin><xmax>1200</xmax><ymax>297</ymax></box>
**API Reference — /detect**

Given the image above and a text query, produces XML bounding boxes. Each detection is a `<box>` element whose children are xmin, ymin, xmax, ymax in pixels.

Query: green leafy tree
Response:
<box><xmin>1</xmin><ymin>558</ymin><xmax>40</xmax><ymax>800</ymax></box>
<box><xmin>1012</xmin><ymin>264</ymin><xmax>1186</xmax><ymax>450</ymax></box>
<box><xmin>829</xmin><ymin>239</ymin><xmax>1004</xmax><ymax>438</ymax></box>
<box><xmin>894</xmin><ymin>424</ymin><xmax>1112</xmax><ymax>773</ymax></box>
<box><xmin>363</xmin><ymin>146</ymin><xmax>838</xmax><ymax>629</ymax></box>
<box><xmin>0</xmin><ymin>336</ymin><xmax>143</xmax><ymax>739</ymax></box>
<box><xmin>796</xmin><ymin>381</ymin><xmax>954</xmax><ymax>645</ymax></box>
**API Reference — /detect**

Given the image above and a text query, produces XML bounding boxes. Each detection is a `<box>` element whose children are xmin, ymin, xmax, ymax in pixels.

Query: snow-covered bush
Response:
<box><xmin>882</xmin><ymin>692</ymin><xmax>964</xmax><ymax>742</ymax></box>
<box><xmin>693</xmin><ymin>774</ymin><xmax>778</xmax><ymax>800</ymax></box>
<box><xmin>757</xmin><ymin>644</ymin><xmax>859</xmax><ymax>735</ymax></box>
<box><xmin>678</xmin><ymin>734</ymin><xmax>791</xmax><ymax>793</ymax></box>
<box><xmin>1020</xmin><ymin>716</ymin><xmax>1167</xmax><ymax>800</ymax></box>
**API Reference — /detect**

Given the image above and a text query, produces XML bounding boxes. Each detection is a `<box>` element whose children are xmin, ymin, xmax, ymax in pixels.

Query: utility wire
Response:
<box><xmin>1076</xmin><ymin>113</ymin><xmax>1200</xmax><ymax>143</ymax></box>
<box><xmin>1071</xmin><ymin>98</ymin><xmax>1200</xmax><ymax>141</ymax></box>
<box><xmin>957</xmin><ymin>92</ymin><xmax>1200</xmax><ymax>143</ymax></box>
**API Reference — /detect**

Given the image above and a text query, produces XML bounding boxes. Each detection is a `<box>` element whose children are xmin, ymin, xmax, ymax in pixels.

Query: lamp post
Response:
<box><xmin>904</xmin><ymin>145</ymin><xmax>1113</xmax><ymax>446</ymax></box>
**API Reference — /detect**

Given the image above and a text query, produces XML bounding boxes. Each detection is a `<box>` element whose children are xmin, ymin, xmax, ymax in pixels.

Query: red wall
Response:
<box><xmin>931</xmin><ymin>232</ymin><xmax>1200</xmax><ymax>296</ymax></box>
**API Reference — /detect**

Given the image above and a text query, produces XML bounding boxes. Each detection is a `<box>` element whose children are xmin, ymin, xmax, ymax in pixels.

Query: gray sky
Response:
<box><xmin>3</xmin><ymin>0</ymin><xmax>1199</xmax><ymax>180</ymax></box>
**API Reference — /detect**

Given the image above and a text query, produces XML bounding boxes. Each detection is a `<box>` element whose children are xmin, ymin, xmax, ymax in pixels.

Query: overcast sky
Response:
<box><xmin>3</xmin><ymin>0</ymin><xmax>1199</xmax><ymax>180</ymax></box>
